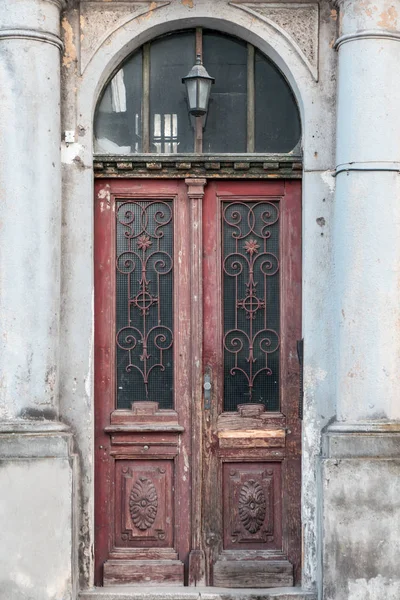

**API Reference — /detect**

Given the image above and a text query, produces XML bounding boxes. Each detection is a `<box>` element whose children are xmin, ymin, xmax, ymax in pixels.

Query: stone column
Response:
<box><xmin>0</xmin><ymin>0</ymin><xmax>65</xmax><ymax>428</ymax></box>
<box><xmin>322</xmin><ymin>1</ymin><xmax>400</xmax><ymax>598</ymax></box>
<box><xmin>0</xmin><ymin>2</ymin><xmax>75</xmax><ymax>599</ymax></box>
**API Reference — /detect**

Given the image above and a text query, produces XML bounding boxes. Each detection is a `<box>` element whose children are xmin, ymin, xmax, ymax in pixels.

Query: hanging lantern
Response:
<box><xmin>182</xmin><ymin>54</ymin><xmax>215</xmax><ymax>117</ymax></box>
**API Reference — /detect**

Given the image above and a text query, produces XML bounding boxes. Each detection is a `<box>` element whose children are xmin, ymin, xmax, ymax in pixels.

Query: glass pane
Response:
<box><xmin>203</xmin><ymin>31</ymin><xmax>247</xmax><ymax>153</ymax></box>
<box><xmin>94</xmin><ymin>50</ymin><xmax>142</xmax><ymax>154</ymax></box>
<box><xmin>186</xmin><ymin>79</ymin><xmax>197</xmax><ymax>111</ymax></box>
<box><xmin>223</xmin><ymin>201</ymin><xmax>280</xmax><ymax>412</ymax></box>
<box><xmin>255</xmin><ymin>50</ymin><xmax>301</xmax><ymax>152</ymax></box>
<box><xmin>150</xmin><ymin>32</ymin><xmax>195</xmax><ymax>153</ymax></box>
<box><xmin>116</xmin><ymin>200</ymin><xmax>174</xmax><ymax>409</ymax></box>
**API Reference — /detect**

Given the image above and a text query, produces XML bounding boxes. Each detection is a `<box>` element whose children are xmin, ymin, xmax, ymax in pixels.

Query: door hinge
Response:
<box><xmin>297</xmin><ymin>339</ymin><xmax>304</xmax><ymax>420</ymax></box>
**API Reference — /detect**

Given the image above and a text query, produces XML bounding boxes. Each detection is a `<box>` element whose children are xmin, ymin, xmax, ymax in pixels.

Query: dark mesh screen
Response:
<box><xmin>116</xmin><ymin>200</ymin><xmax>174</xmax><ymax>409</ymax></box>
<box><xmin>223</xmin><ymin>201</ymin><xmax>280</xmax><ymax>412</ymax></box>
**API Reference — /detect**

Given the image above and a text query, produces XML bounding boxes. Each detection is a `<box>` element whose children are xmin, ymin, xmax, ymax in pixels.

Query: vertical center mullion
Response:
<box><xmin>247</xmin><ymin>43</ymin><xmax>255</xmax><ymax>153</ymax></box>
<box><xmin>195</xmin><ymin>27</ymin><xmax>203</xmax><ymax>153</ymax></box>
<box><xmin>142</xmin><ymin>42</ymin><xmax>150</xmax><ymax>153</ymax></box>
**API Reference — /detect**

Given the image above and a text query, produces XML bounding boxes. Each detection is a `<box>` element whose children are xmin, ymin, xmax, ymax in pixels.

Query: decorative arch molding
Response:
<box><xmin>76</xmin><ymin>3</ymin><xmax>318</xmax><ymax>137</ymax></box>
<box><xmin>229</xmin><ymin>2</ymin><xmax>319</xmax><ymax>80</ymax></box>
<box><xmin>80</xmin><ymin>1</ymin><xmax>171</xmax><ymax>74</ymax></box>
<box><xmin>78</xmin><ymin>2</ymin><xmax>318</xmax><ymax>85</ymax></box>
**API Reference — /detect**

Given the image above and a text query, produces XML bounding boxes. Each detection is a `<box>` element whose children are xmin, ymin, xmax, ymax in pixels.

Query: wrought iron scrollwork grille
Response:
<box><xmin>223</xmin><ymin>201</ymin><xmax>280</xmax><ymax>411</ymax></box>
<box><xmin>116</xmin><ymin>200</ymin><xmax>174</xmax><ymax>409</ymax></box>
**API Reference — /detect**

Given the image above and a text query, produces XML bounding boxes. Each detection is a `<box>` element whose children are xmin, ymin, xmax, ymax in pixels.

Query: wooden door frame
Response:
<box><xmin>185</xmin><ymin>179</ymin><xmax>208</xmax><ymax>586</ymax></box>
<box><xmin>94</xmin><ymin>173</ymin><xmax>302</xmax><ymax>587</ymax></box>
<box><xmin>201</xmin><ymin>180</ymin><xmax>302</xmax><ymax>585</ymax></box>
<box><xmin>94</xmin><ymin>179</ymin><xmax>193</xmax><ymax>585</ymax></box>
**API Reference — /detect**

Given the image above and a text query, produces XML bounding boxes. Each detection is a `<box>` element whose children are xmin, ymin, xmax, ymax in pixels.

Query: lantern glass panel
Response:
<box><xmin>185</xmin><ymin>78</ymin><xmax>198</xmax><ymax>113</ymax></box>
<box><xmin>198</xmin><ymin>79</ymin><xmax>212</xmax><ymax>114</ymax></box>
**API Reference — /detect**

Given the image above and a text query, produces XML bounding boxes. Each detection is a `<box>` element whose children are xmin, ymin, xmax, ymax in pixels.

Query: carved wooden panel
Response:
<box><xmin>114</xmin><ymin>459</ymin><xmax>174</xmax><ymax>549</ymax></box>
<box><xmin>223</xmin><ymin>462</ymin><xmax>282</xmax><ymax>550</ymax></box>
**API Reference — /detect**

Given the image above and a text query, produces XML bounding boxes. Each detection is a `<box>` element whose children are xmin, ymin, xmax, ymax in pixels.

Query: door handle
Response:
<box><xmin>203</xmin><ymin>367</ymin><xmax>212</xmax><ymax>410</ymax></box>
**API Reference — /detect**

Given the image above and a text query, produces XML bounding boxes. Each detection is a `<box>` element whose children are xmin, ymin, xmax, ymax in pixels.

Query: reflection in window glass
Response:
<box><xmin>150</xmin><ymin>32</ymin><xmax>194</xmax><ymax>153</ymax></box>
<box><xmin>94</xmin><ymin>50</ymin><xmax>142</xmax><ymax>154</ymax></box>
<box><xmin>93</xmin><ymin>29</ymin><xmax>301</xmax><ymax>155</ymax></box>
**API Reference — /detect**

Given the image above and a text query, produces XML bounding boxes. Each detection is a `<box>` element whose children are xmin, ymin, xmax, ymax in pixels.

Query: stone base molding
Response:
<box><xmin>321</xmin><ymin>452</ymin><xmax>400</xmax><ymax>600</ymax></box>
<box><xmin>323</xmin><ymin>421</ymin><xmax>400</xmax><ymax>459</ymax></box>
<box><xmin>0</xmin><ymin>430</ymin><xmax>76</xmax><ymax>599</ymax></box>
<box><xmin>0</xmin><ymin>419</ymin><xmax>70</xmax><ymax>434</ymax></box>
<box><xmin>79</xmin><ymin>587</ymin><xmax>317</xmax><ymax>600</ymax></box>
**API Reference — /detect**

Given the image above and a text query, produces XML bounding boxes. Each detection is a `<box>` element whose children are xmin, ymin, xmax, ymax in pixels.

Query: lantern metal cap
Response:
<box><xmin>182</xmin><ymin>54</ymin><xmax>215</xmax><ymax>84</ymax></box>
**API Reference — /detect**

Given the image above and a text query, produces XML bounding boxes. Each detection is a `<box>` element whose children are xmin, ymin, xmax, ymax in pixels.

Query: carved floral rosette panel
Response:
<box><xmin>115</xmin><ymin>199</ymin><xmax>174</xmax><ymax>409</ymax></box>
<box><xmin>222</xmin><ymin>200</ymin><xmax>280</xmax><ymax>411</ymax></box>
<box><xmin>223</xmin><ymin>463</ymin><xmax>282</xmax><ymax>550</ymax></box>
<box><xmin>115</xmin><ymin>460</ymin><xmax>173</xmax><ymax>548</ymax></box>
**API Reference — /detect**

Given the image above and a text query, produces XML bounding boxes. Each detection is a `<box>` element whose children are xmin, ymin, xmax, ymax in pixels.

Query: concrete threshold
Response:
<box><xmin>79</xmin><ymin>586</ymin><xmax>317</xmax><ymax>600</ymax></box>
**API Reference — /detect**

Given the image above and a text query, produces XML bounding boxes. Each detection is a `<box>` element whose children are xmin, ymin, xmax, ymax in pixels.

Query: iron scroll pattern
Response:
<box><xmin>223</xmin><ymin>201</ymin><xmax>280</xmax><ymax>411</ymax></box>
<box><xmin>116</xmin><ymin>200</ymin><xmax>173</xmax><ymax>409</ymax></box>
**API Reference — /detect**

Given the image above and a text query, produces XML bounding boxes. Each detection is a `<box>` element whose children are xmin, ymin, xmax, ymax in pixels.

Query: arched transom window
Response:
<box><xmin>94</xmin><ymin>29</ymin><xmax>301</xmax><ymax>155</ymax></box>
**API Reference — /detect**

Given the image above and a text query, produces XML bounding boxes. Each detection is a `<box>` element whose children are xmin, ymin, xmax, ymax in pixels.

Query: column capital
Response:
<box><xmin>185</xmin><ymin>178</ymin><xmax>207</xmax><ymax>199</ymax></box>
<box><xmin>0</xmin><ymin>0</ymin><xmax>66</xmax><ymax>38</ymax></box>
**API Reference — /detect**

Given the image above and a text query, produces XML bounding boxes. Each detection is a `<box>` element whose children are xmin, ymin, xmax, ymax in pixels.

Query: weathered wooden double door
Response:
<box><xmin>95</xmin><ymin>178</ymin><xmax>301</xmax><ymax>587</ymax></box>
